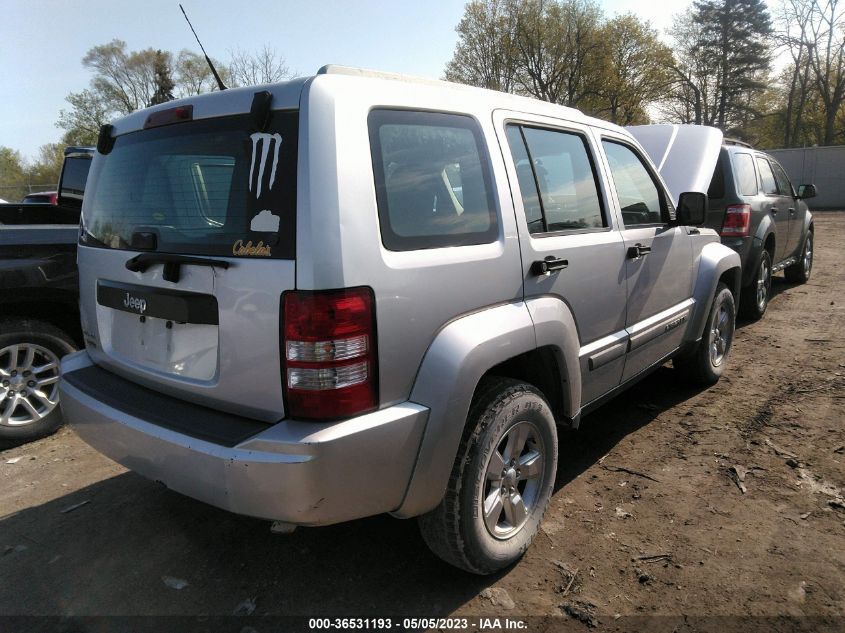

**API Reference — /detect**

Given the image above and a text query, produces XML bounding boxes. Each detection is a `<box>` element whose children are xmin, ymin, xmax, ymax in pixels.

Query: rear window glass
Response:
<box><xmin>369</xmin><ymin>109</ymin><xmax>498</xmax><ymax>251</ymax></box>
<box><xmin>81</xmin><ymin>112</ymin><xmax>298</xmax><ymax>259</ymax></box>
<box><xmin>733</xmin><ymin>153</ymin><xmax>758</xmax><ymax>197</ymax></box>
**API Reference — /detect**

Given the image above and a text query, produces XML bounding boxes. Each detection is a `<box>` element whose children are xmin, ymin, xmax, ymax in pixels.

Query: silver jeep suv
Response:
<box><xmin>60</xmin><ymin>66</ymin><xmax>741</xmax><ymax>574</ymax></box>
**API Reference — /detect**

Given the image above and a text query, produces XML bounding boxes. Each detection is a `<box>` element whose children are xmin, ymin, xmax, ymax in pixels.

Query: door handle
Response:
<box><xmin>770</xmin><ymin>206</ymin><xmax>778</xmax><ymax>215</ymax></box>
<box><xmin>531</xmin><ymin>256</ymin><xmax>568</xmax><ymax>276</ymax></box>
<box><xmin>627</xmin><ymin>244</ymin><xmax>652</xmax><ymax>259</ymax></box>
<box><xmin>788</xmin><ymin>207</ymin><xmax>795</xmax><ymax>215</ymax></box>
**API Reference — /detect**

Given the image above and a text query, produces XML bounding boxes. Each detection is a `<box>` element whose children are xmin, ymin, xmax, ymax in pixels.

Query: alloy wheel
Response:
<box><xmin>481</xmin><ymin>421</ymin><xmax>545</xmax><ymax>539</ymax></box>
<box><xmin>0</xmin><ymin>344</ymin><xmax>61</xmax><ymax>427</ymax></box>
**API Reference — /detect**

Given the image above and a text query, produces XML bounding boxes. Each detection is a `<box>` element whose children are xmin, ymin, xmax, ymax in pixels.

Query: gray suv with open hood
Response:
<box><xmin>630</xmin><ymin>125</ymin><xmax>816</xmax><ymax>320</ymax></box>
<box><xmin>60</xmin><ymin>66</ymin><xmax>741</xmax><ymax>574</ymax></box>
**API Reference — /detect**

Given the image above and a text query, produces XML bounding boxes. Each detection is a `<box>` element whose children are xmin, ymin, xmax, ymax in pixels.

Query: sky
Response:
<box><xmin>2</xmin><ymin>0</ymin><xmax>695</xmax><ymax>161</ymax></box>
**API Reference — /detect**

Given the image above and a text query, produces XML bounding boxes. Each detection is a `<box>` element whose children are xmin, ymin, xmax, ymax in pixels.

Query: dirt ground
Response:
<box><xmin>1</xmin><ymin>214</ymin><xmax>843</xmax><ymax>629</ymax></box>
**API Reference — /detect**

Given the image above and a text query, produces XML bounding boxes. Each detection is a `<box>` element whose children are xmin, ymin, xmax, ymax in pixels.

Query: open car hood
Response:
<box><xmin>627</xmin><ymin>124</ymin><xmax>723</xmax><ymax>205</ymax></box>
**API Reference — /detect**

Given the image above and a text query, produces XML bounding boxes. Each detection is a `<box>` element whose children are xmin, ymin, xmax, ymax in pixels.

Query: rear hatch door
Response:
<box><xmin>79</xmin><ymin>107</ymin><xmax>298</xmax><ymax>422</ymax></box>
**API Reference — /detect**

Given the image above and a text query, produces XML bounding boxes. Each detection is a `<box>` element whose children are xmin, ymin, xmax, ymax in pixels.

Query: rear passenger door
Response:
<box><xmin>756</xmin><ymin>155</ymin><xmax>790</xmax><ymax>262</ymax></box>
<box><xmin>495</xmin><ymin>112</ymin><xmax>628</xmax><ymax>405</ymax></box>
<box><xmin>598</xmin><ymin>132</ymin><xmax>694</xmax><ymax>381</ymax></box>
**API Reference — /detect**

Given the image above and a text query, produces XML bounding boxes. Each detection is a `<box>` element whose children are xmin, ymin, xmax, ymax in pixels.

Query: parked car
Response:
<box><xmin>60</xmin><ymin>67</ymin><xmax>740</xmax><ymax>573</ymax></box>
<box><xmin>21</xmin><ymin>191</ymin><xmax>58</xmax><ymax>205</ymax></box>
<box><xmin>0</xmin><ymin>147</ymin><xmax>93</xmax><ymax>443</ymax></box>
<box><xmin>630</xmin><ymin>126</ymin><xmax>815</xmax><ymax>320</ymax></box>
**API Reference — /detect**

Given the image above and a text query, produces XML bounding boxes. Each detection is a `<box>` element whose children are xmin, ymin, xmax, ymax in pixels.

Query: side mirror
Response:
<box><xmin>677</xmin><ymin>191</ymin><xmax>707</xmax><ymax>226</ymax></box>
<box><xmin>797</xmin><ymin>184</ymin><xmax>817</xmax><ymax>199</ymax></box>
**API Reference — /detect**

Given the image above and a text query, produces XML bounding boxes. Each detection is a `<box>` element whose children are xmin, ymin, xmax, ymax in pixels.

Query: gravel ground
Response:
<box><xmin>1</xmin><ymin>213</ymin><xmax>843</xmax><ymax>628</ymax></box>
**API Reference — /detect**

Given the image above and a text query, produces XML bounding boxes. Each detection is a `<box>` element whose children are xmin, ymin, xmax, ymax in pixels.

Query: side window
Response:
<box><xmin>505</xmin><ymin>124</ymin><xmax>605</xmax><ymax>233</ymax></box>
<box><xmin>733</xmin><ymin>153</ymin><xmax>759</xmax><ymax>197</ymax></box>
<box><xmin>770</xmin><ymin>161</ymin><xmax>794</xmax><ymax>197</ymax></box>
<box><xmin>506</xmin><ymin>126</ymin><xmax>545</xmax><ymax>234</ymax></box>
<box><xmin>369</xmin><ymin>109</ymin><xmax>498</xmax><ymax>251</ymax></box>
<box><xmin>756</xmin><ymin>157</ymin><xmax>779</xmax><ymax>196</ymax></box>
<box><xmin>601</xmin><ymin>140</ymin><xmax>664</xmax><ymax>226</ymax></box>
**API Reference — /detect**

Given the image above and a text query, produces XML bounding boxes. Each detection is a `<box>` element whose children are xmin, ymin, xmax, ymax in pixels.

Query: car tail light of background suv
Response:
<box><xmin>721</xmin><ymin>204</ymin><xmax>752</xmax><ymax>237</ymax></box>
<box><xmin>282</xmin><ymin>287</ymin><xmax>377</xmax><ymax>420</ymax></box>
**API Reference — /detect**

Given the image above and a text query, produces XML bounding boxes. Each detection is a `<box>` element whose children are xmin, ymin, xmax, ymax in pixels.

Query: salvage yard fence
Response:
<box><xmin>768</xmin><ymin>146</ymin><xmax>845</xmax><ymax>210</ymax></box>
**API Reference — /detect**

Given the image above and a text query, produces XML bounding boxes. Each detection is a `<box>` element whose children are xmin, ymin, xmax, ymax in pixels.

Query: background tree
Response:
<box><xmin>149</xmin><ymin>50</ymin><xmax>176</xmax><ymax>106</ymax></box>
<box><xmin>82</xmin><ymin>39</ymin><xmax>161</xmax><ymax>114</ymax></box>
<box><xmin>804</xmin><ymin>0</ymin><xmax>845</xmax><ymax>144</ymax></box>
<box><xmin>228</xmin><ymin>45</ymin><xmax>291</xmax><ymax>87</ymax></box>
<box><xmin>57</xmin><ymin>42</ymin><xmax>289</xmax><ymax>145</ymax></box>
<box><xmin>0</xmin><ymin>147</ymin><xmax>28</xmax><ymax>201</ymax></box>
<box><xmin>698</xmin><ymin>0</ymin><xmax>772</xmax><ymax>130</ymax></box>
<box><xmin>0</xmin><ymin>145</ymin><xmax>66</xmax><ymax>201</ymax></box>
<box><xmin>665</xmin><ymin>0</ymin><xmax>772</xmax><ymax>134</ymax></box>
<box><xmin>508</xmin><ymin>0</ymin><xmax>604</xmax><ymax>106</ymax></box>
<box><xmin>444</xmin><ymin>0</ymin><xmax>518</xmax><ymax>92</ymax></box>
<box><xmin>590</xmin><ymin>14</ymin><xmax>673</xmax><ymax>124</ymax></box>
<box><xmin>174</xmin><ymin>49</ymin><xmax>229</xmax><ymax>96</ymax></box>
<box><xmin>57</xmin><ymin>88</ymin><xmax>111</xmax><ymax>146</ymax></box>
<box><xmin>776</xmin><ymin>0</ymin><xmax>816</xmax><ymax>146</ymax></box>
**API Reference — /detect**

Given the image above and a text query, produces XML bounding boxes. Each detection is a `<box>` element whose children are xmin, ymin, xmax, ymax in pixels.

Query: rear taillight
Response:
<box><xmin>721</xmin><ymin>204</ymin><xmax>751</xmax><ymax>237</ymax></box>
<box><xmin>282</xmin><ymin>287</ymin><xmax>377</xmax><ymax>420</ymax></box>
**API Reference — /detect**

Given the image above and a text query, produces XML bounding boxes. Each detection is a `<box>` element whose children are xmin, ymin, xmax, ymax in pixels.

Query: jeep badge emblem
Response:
<box><xmin>123</xmin><ymin>292</ymin><xmax>147</xmax><ymax>314</ymax></box>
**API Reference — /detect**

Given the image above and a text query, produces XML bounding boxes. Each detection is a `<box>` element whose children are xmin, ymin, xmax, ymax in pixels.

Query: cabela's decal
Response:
<box><xmin>233</xmin><ymin>240</ymin><xmax>272</xmax><ymax>257</ymax></box>
<box><xmin>250</xmin><ymin>209</ymin><xmax>281</xmax><ymax>232</ymax></box>
<box><xmin>249</xmin><ymin>132</ymin><xmax>283</xmax><ymax>198</ymax></box>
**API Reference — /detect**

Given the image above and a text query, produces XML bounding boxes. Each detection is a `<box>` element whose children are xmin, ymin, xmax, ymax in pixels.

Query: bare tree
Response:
<box><xmin>805</xmin><ymin>0</ymin><xmax>845</xmax><ymax>144</ymax></box>
<box><xmin>662</xmin><ymin>10</ymin><xmax>713</xmax><ymax>125</ymax></box>
<box><xmin>228</xmin><ymin>45</ymin><xmax>292</xmax><ymax>87</ymax></box>
<box><xmin>777</xmin><ymin>0</ymin><xmax>816</xmax><ymax>146</ymax></box>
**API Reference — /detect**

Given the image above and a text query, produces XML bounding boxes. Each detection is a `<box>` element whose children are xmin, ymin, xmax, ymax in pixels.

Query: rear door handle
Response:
<box><xmin>770</xmin><ymin>206</ymin><xmax>778</xmax><ymax>215</ymax></box>
<box><xmin>788</xmin><ymin>207</ymin><xmax>795</xmax><ymax>215</ymax></box>
<box><xmin>531</xmin><ymin>256</ymin><xmax>568</xmax><ymax>276</ymax></box>
<box><xmin>627</xmin><ymin>244</ymin><xmax>652</xmax><ymax>259</ymax></box>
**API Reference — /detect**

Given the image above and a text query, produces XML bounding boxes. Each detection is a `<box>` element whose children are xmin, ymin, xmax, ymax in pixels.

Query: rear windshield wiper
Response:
<box><xmin>125</xmin><ymin>253</ymin><xmax>232</xmax><ymax>283</ymax></box>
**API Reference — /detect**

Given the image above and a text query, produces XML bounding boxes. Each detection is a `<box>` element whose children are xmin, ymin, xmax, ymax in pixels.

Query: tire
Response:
<box><xmin>0</xmin><ymin>319</ymin><xmax>76</xmax><ymax>443</ymax></box>
<box><xmin>674</xmin><ymin>283</ymin><xmax>735</xmax><ymax>386</ymax></box>
<box><xmin>418</xmin><ymin>377</ymin><xmax>558</xmax><ymax>574</ymax></box>
<box><xmin>738</xmin><ymin>250</ymin><xmax>772</xmax><ymax>321</ymax></box>
<box><xmin>785</xmin><ymin>230</ymin><xmax>813</xmax><ymax>284</ymax></box>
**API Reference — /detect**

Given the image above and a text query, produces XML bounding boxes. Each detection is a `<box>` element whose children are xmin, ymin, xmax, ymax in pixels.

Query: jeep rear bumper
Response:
<box><xmin>59</xmin><ymin>351</ymin><xmax>428</xmax><ymax>525</ymax></box>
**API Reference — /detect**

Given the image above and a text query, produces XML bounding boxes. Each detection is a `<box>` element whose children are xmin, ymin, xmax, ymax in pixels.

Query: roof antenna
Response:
<box><xmin>179</xmin><ymin>4</ymin><xmax>227</xmax><ymax>91</ymax></box>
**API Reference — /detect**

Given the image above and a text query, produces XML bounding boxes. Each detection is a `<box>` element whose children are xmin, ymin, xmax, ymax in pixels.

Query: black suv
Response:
<box><xmin>706</xmin><ymin>140</ymin><xmax>816</xmax><ymax>320</ymax></box>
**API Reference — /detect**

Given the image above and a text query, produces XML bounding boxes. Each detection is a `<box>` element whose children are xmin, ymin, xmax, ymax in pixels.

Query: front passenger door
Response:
<box><xmin>600</xmin><ymin>136</ymin><xmax>694</xmax><ymax>381</ymax></box>
<box><xmin>756</xmin><ymin>156</ymin><xmax>790</xmax><ymax>262</ymax></box>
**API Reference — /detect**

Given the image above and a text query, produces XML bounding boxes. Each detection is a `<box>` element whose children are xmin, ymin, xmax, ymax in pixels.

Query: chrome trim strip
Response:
<box><xmin>627</xmin><ymin>299</ymin><xmax>695</xmax><ymax>352</ymax></box>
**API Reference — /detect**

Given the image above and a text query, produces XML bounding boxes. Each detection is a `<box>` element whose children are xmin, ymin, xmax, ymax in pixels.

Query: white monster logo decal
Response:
<box><xmin>248</xmin><ymin>132</ymin><xmax>283</xmax><ymax>198</ymax></box>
